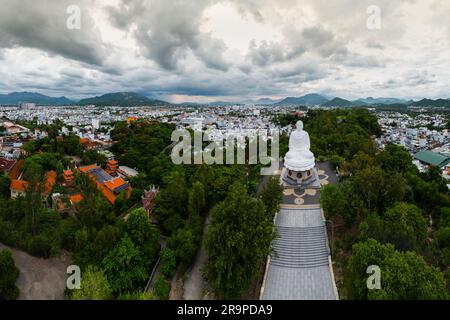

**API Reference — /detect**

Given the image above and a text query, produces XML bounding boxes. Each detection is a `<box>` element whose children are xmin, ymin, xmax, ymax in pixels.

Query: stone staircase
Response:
<box><xmin>261</xmin><ymin>206</ymin><xmax>338</xmax><ymax>300</ymax></box>
<box><xmin>271</xmin><ymin>225</ymin><xmax>330</xmax><ymax>268</ymax></box>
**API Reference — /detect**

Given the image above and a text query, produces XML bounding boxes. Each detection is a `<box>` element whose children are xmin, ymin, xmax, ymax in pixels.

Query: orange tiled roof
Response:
<box><xmin>79</xmin><ymin>164</ymin><xmax>98</xmax><ymax>173</ymax></box>
<box><xmin>64</xmin><ymin>170</ymin><xmax>73</xmax><ymax>176</ymax></box>
<box><xmin>79</xmin><ymin>138</ymin><xmax>90</xmax><ymax>144</ymax></box>
<box><xmin>10</xmin><ymin>179</ymin><xmax>28</xmax><ymax>192</ymax></box>
<box><xmin>105</xmin><ymin>177</ymin><xmax>127</xmax><ymax>191</ymax></box>
<box><xmin>44</xmin><ymin>171</ymin><xmax>57</xmax><ymax>194</ymax></box>
<box><xmin>70</xmin><ymin>193</ymin><xmax>83</xmax><ymax>204</ymax></box>
<box><xmin>100</xmin><ymin>185</ymin><xmax>117</xmax><ymax>204</ymax></box>
<box><xmin>8</xmin><ymin>159</ymin><xmax>24</xmax><ymax>180</ymax></box>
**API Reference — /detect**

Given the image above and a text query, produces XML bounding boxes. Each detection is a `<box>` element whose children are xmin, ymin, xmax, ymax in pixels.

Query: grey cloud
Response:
<box><xmin>108</xmin><ymin>0</ymin><xmax>229</xmax><ymax>71</ymax></box>
<box><xmin>0</xmin><ymin>0</ymin><xmax>108</xmax><ymax>66</ymax></box>
<box><xmin>247</xmin><ymin>40</ymin><xmax>286</xmax><ymax>66</ymax></box>
<box><xmin>378</xmin><ymin>70</ymin><xmax>437</xmax><ymax>89</ymax></box>
<box><xmin>331</xmin><ymin>47</ymin><xmax>385</xmax><ymax>68</ymax></box>
<box><xmin>247</xmin><ymin>25</ymin><xmax>345</xmax><ymax>67</ymax></box>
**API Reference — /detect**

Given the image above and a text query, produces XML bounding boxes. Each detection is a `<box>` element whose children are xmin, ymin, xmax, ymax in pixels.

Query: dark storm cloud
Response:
<box><xmin>0</xmin><ymin>0</ymin><xmax>107</xmax><ymax>66</ymax></box>
<box><xmin>247</xmin><ymin>25</ymin><xmax>345</xmax><ymax>67</ymax></box>
<box><xmin>107</xmin><ymin>0</ymin><xmax>229</xmax><ymax>71</ymax></box>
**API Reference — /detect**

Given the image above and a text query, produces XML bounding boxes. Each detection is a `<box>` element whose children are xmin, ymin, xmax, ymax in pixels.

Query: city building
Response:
<box><xmin>92</xmin><ymin>118</ymin><xmax>101</xmax><ymax>130</ymax></box>
<box><xmin>414</xmin><ymin>151</ymin><xmax>450</xmax><ymax>168</ymax></box>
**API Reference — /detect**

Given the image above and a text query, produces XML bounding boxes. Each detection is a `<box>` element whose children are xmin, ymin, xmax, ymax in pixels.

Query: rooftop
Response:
<box><xmin>414</xmin><ymin>151</ymin><xmax>450</xmax><ymax>168</ymax></box>
<box><xmin>69</xmin><ymin>193</ymin><xmax>83</xmax><ymax>205</ymax></box>
<box><xmin>10</xmin><ymin>179</ymin><xmax>28</xmax><ymax>192</ymax></box>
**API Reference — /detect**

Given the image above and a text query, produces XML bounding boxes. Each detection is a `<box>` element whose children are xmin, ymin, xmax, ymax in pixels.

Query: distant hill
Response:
<box><xmin>321</xmin><ymin>97</ymin><xmax>355</xmax><ymax>107</ymax></box>
<box><xmin>276</xmin><ymin>94</ymin><xmax>330</xmax><ymax>106</ymax></box>
<box><xmin>0</xmin><ymin>92</ymin><xmax>73</xmax><ymax>105</ymax></box>
<box><xmin>206</xmin><ymin>101</ymin><xmax>244</xmax><ymax>106</ymax></box>
<box><xmin>412</xmin><ymin>98</ymin><xmax>450</xmax><ymax>108</ymax></box>
<box><xmin>78</xmin><ymin>92</ymin><xmax>169</xmax><ymax>107</ymax></box>
<box><xmin>354</xmin><ymin>97</ymin><xmax>412</xmax><ymax>105</ymax></box>
<box><xmin>252</xmin><ymin>98</ymin><xmax>282</xmax><ymax>105</ymax></box>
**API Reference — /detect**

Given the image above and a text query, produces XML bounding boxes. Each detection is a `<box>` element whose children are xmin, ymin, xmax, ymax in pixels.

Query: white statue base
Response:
<box><xmin>281</xmin><ymin>166</ymin><xmax>321</xmax><ymax>189</ymax></box>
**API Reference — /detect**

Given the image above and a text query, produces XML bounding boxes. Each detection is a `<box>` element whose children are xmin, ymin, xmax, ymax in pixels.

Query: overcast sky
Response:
<box><xmin>0</xmin><ymin>0</ymin><xmax>449</xmax><ymax>102</ymax></box>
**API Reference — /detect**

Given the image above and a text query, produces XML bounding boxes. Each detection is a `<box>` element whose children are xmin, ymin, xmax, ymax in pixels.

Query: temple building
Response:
<box><xmin>10</xmin><ymin>170</ymin><xmax>57</xmax><ymax>199</ymax></box>
<box><xmin>142</xmin><ymin>186</ymin><xmax>159</xmax><ymax>217</ymax></box>
<box><xmin>79</xmin><ymin>164</ymin><xmax>132</xmax><ymax>204</ymax></box>
<box><xmin>106</xmin><ymin>159</ymin><xmax>119</xmax><ymax>176</ymax></box>
<box><xmin>10</xmin><ymin>179</ymin><xmax>28</xmax><ymax>198</ymax></box>
<box><xmin>63</xmin><ymin>169</ymin><xmax>75</xmax><ymax>187</ymax></box>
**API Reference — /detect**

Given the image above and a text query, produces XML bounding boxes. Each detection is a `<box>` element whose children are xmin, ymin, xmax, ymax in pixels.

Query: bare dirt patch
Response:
<box><xmin>0</xmin><ymin>243</ymin><xmax>71</xmax><ymax>300</ymax></box>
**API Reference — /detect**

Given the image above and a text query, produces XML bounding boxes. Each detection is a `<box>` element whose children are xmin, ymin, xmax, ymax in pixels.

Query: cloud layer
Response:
<box><xmin>0</xmin><ymin>0</ymin><xmax>449</xmax><ymax>102</ymax></box>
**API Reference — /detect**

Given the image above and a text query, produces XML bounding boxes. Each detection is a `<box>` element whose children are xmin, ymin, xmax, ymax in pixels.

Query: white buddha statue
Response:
<box><xmin>284</xmin><ymin>120</ymin><xmax>315</xmax><ymax>172</ymax></box>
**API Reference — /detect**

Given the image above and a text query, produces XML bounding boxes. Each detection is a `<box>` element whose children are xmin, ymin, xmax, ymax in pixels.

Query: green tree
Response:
<box><xmin>259</xmin><ymin>177</ymin><xmax>283</xmax><ymax>220</ymax></box>
<box><xmin>205</xmin><ymin>183</ymin><xmax>275</xmax><ymax>298</ymax></box>
<box><xmin>71</xmin><ymin>265</ymin><xmax>112</xmax><ymax>300</ymax></box>
<box><xmin>0</xmin><ymin>176</ymin><xmax>11</xmax><ymax>199</ymax></box>
<box><xmin>160</xmin><ymin>248</ymin><xmax>177</xmax><ymax>278</ymax></box>
<box><xmin>359</xmin><ymin>203</ymin><xmax>428</xmax><ymax>252</ymax></box>
<box><xmin>320</xmin><ymin>184</ymin><xmax>348</xmax><ymax>222</ymax></box>
<box><xmin>382</xmin><ymin>203</ymin><xmax>427</xmax><ymax>250</ymax></box>
<box><xmin>345</xmin><ymin>239</ymin><xmax>448</xmax><ymax>300</ymax></box>
<box><xmin>167</xmin><ymin>224</ymin><xmax>201</xmax><ymax>265</ymax></box>
<box><xmin>153</xmin><ymin>276</ymin><xmax>170</xmax><ymax>300</ymax></box>
<box><xmin>153</xmin><ymin>171</ymin><xmax>188</xmax><ymax>234</ymax></box>
<box><xmin>0</xmin><ymin>249</ymin><xmax>20</xmax><ymax>300</ymax></box>
<box><xmin>125</xmin><ymin>208</ymin><xmax>160</xmax><ymax>265</ymax></box>
<box><xmin>118</xmin><ymin>291</ymin><xmax>156</xmax><ymax>300</ymax></box>
<box><xmin>102</xmin><ymin>234</ymin><xmax>148</xmax><ymax>295</ymax></box>
<box><xmin>188</xmin><ymin>181</ymin><xmax>206</xmax><ymax>221</ymax></box>
<box><xmin>378</xmin><ymin>144</ymin><xmax>415</xmax><ymax>174</ymax></box>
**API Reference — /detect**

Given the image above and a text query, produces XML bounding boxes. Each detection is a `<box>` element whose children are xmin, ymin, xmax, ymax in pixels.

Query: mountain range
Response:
<box><xmin>275</xmin><ymin>94</ymin><xmax>330</xmax><ymax>106</ymax></box>
<box><xmin>0</xmin><ymin>91</ymin><xmax>449</xmax><ymax>108</ymax></box>
<box><xmin>78</xmin><ymin>92</ymin><xmax>169</xmax><ymax>107</ymax></box>
<box><xmin>0</xmin><ymin>92</ymin><xmax>73</xmax><ymax>105</ymax></box>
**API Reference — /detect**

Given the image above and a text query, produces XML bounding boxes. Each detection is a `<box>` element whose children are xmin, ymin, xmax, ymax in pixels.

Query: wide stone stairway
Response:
<box><xmin>260</xmin><ymin>206</ymin><xmax>338</xmax><ymax>300</ymax></box>
<box><xmin>271</xmin><ymin>225</ymin><xmax>330</xmax><ymax>269</ymax></box>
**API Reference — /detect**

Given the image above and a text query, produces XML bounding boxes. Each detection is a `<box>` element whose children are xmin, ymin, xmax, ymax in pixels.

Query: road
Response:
<box><xmin>182</xmin><ymin>215</ymin><xmax>211</xmax><ymax>300</ymax></box>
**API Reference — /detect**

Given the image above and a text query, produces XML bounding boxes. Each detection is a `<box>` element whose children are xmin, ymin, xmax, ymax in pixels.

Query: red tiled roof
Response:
<box><xmin>0</xmin><ymin>158</ymin><xmax>16</xmax><ymax>172</ymax></box>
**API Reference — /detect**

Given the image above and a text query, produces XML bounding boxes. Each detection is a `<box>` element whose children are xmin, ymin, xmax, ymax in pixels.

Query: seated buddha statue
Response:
<box><xmin>284</xmin><ymin>120</ymin><xmax>315</xmax><ymax>172</ymax></box>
